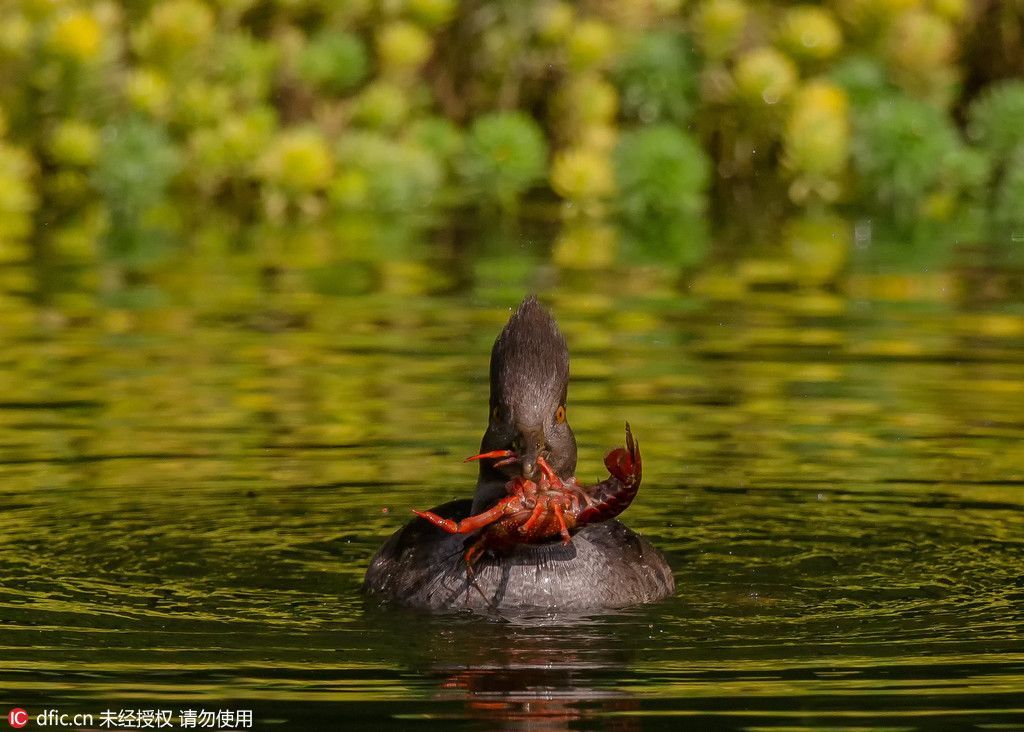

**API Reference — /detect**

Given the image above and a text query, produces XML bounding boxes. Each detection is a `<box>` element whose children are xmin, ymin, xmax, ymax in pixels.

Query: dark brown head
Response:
<box><xmin>475</xmin><ymin>296</ymin><xmax>577</xmax><ymax>486</ymax></box>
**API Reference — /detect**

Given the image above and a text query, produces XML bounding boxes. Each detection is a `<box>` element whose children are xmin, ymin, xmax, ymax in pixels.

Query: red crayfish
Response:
<box><xmin>414</xmin><ymin>424</ymin><xmax>642</xmax><ymax>571</ymax></box>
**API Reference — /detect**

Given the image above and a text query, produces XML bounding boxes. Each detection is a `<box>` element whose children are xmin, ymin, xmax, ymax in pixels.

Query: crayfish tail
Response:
<box><xmin>574</xmin><ymin>423</ymin><xmax>644</xmax><ymax>527</ymax></box>
<box><xmin>604</xmin><ymin>423</ymin><xmax>641</xmax><ymax>485</ymax></box>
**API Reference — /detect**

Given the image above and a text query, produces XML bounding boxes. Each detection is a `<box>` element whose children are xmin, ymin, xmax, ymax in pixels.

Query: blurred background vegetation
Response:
<box><xmin>1</xmin><ymin>0</ymin><xmax>1024</xmax><ymax>304</ymax></box>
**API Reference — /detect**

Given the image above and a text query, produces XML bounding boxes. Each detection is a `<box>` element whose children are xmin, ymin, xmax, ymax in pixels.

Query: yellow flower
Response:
<box><xmin>567</xmin><ymin>19</ymin><xmax>615</xmax><ymax>69</ymax></box>
<box><xmin>126</xmin><ymin>68</ymin><xmax>171</xmax><ymax>117</ymax></box>
<box><xmin>573</xmin><ymin>75</ymin><xmax>618</xmax><ymax>125</ymax></box>
<box><xmin>552</xmin><ymin>74</ymin><xmax>618</xmax><ymax>140</ymax></box>
<box><xmin>734</xmin><ymin>47</ymin><xmax>798</xmax><ymax>106</ymax></box>
<box><xmin>581</xmin><ymin>124</ymin><xmax>617</xmax><ymax>153</ymax></box>
<box><xmin>535</xmin><ymin>2</ymin><xmax>574</xmax><ymax>44</ymax></box>
<box><xmin>50</xmin><ymin>9</ymin><xmax>103</xmax><ymax>62</ymax></box>
<box><xmin>779</xmin><ymin>6</ymin><xmax>843</xmax><ymax>62</ymax></box>
<box><xmin>783</xmin><ymin>80</ymin><xmax>850</xmax><ymax>201</ymax></box>
<box><xmin>49</xmin><ymin>119</ymin><xmax>101</xmax><ymax>166</ymax></box>
<box><xmin>550</xmin><ymin>147</ymin><xmax>615</xmax><ymax>201</ymax></box>
<box><xmin>376</xmin><ymin>21</ymin><xmax>433</xmax><ymax>75</ymax></box>
<box><xmin>350</xmin><ymin>81</ymin><xmax>409</xmax><ymax>130</ymax></box>
<box><xmin>694</xmin><ymin>0</ymin><xmax>748</xmax><ymax>60</ymax></box>
<box><xmin>258</xmin><ymin>128</ymin><xmax>334</xmax><ymax>194</ymax></box>
<box><xmin>133</xmin><ymin>0</ymin><xmax>214</xmax><ymax>60</ymax></box>
<box><xmin>887</xmin><ymin>9</ymin><xmax>955</xmax><ymax>72</ymax></box>
<box><xmin>885</xmin><ymin>9</ymin><xmax>957</xmax><ymax>104</ymax></box>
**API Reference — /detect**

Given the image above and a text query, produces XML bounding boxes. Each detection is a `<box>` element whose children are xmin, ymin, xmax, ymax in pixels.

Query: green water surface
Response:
<box><xmin>1</xmin><ymin>243</ymin><xmax>1023</xmax><ymax>729</ymax></box>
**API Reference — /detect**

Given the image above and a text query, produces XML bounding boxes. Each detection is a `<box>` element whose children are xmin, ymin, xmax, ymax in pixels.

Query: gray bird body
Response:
<box><xmin>363</xmin><ymin>297</ymin><xmax>675</xmax><ymax>613</ymax></box>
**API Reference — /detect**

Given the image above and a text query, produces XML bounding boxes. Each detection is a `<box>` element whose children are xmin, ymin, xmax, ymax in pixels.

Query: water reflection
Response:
<box><xmin>367</xmin><ymin>612</ymin><xmax>644</xmax><ymax>730</ymax></box>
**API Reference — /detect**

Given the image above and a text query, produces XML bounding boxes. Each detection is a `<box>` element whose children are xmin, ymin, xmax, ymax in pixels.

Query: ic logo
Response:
<box><xmin>7</xmin><ymin>709</ymin><xmax>28</xmax><ymax>729</ymax></box>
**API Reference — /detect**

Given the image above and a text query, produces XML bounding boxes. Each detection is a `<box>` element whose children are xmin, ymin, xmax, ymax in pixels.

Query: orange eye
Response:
<box><xmin>555</xmin><ymin>405</ymin><xmax>566</xmax><ymax>423</ymax></box>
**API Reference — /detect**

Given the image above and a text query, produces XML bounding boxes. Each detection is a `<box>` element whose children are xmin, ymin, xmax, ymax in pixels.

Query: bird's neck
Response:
<box><xmin>471</xmin><ymin>473</ymin><xmax>508</xmax><ymax>513</ymax></box>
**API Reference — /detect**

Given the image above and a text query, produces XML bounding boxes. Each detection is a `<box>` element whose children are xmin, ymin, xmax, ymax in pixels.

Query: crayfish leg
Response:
<box><xmin>462</xmin><ymin>538</ymin><xmax>510</xmax><ymax>617</ymax></box>
<box><xmin>519</xmin><ymin>501</ymin><xmax>546</xmax><ymax>535</ymax></box>
<box><xmin>552</xmin><ymin>503</ymin><xmax>572</xmax><ymax>544</ymax></box>
<box><xmin>463</xmin><ymin>537</ymin><xmax>490</xmax><ymax>578</ymax></box>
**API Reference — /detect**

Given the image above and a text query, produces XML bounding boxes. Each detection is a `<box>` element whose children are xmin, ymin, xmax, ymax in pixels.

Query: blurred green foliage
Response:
<box><xmin>0</xmin><ymin>0</ymin><xmax>1022</xmax><ymax>281</ymax></box>
<box><xmin>614</xmin><ymin>32</ymin><xmax>698</xmax><ymax>126</ymax></box>
<box><xmin>968</xmin><ymin>80</ymin><xmax>1024</xmax><ymax>234</ymax></box>
<box><xmin>333</xmin><ymin>130</ymin><xmax>443</xmax><ymax>213</ymax></box>
<box><xmin>94</xmin><ymin>116</ymin><xmax>181</xmax><ymax>267</ymax></box>
<box><xmin>851</xmin><ymin>95</ymin><xmax>985</xmax><ymax>224</ymax></box>
<box><xmin>462</xmin><ymin>112</ymin><xmax>547</xmax><ymax>209</ymax></box>
<box><xmin>298</xmin><ymin>31</ymin><xmax>369</xmax><ymax>94</ymax></box>
<box><xmin>616</xmin><ymin>125</ymin><xmax>710</xmax><ymax>222</ymax></box>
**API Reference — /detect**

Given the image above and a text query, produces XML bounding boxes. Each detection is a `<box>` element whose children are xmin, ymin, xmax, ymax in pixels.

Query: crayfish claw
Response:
<box><xmin>465</xmin><ymin>449</ymin><xmax>516</xmax><ymax>463</ymax></box>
